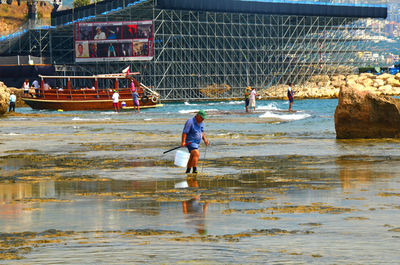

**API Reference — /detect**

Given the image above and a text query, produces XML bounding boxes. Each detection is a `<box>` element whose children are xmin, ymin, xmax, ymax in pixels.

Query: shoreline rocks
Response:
<box><xmin>258</xmin><ymin>73</ymin><xmax>400</xmax><ymax>100</ymax></box>
<box><xmin>0</xmin><ymin>82</ymin><xmax>27</xmax><ymax>115</ymax></box>
<box><xmin>0</xmin><ymin>82</ymin><xmax>11</xmax><ymax>115</ymax></box>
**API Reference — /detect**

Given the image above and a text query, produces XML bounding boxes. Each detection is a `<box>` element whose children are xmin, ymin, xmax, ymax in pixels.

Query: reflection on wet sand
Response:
<box><xmin>336</xmin><ymin>155</ymin><xmax>395</xmax><ymax>191</ymax></box>
<box><xmin>0</xmin><ymin>183</ymin><xmax>33</xmax><ymax>203</ymax></box>
<box><xmin>181</xmin><ymin>176</ymin><xmax>209</xmax><ymax>235</ymax></box>
<box><xmin>0</xmin><ymin>153</ymin><xmax>400</xmax><ymax>263</ymax></box>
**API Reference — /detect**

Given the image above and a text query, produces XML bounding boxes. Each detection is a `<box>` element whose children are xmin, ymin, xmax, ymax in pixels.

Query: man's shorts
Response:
<box><xmin>113</xmin><ymin>102</ymin><xmax>119</xmax><ymax>108</ymax></box>
<box><xmin>187</xmin><ymin>144</ymin><xmax>198</xmax><ymax>153</ymax></box>
<box><xmin>245</xmin><ymin>98</ymin><xmax>250</xmax><ymax>107</ymax></box>
<box><xmin>133</xmin><ymin>99</ymin><xmax>139</xmax><ymax>106</ymax></box>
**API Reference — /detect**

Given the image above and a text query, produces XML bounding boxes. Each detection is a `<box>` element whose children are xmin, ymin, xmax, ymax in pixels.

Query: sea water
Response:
<box><xmin>1</xmin><ymin>99</ymin><xmax>400</xmax><ymax>264</ymax></box>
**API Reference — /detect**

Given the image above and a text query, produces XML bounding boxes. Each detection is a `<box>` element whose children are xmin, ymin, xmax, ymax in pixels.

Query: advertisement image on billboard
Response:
<box><xmin>74</xmin><ymin>21</ymin><xmax>153</xmax><ymax>62</ymax></box>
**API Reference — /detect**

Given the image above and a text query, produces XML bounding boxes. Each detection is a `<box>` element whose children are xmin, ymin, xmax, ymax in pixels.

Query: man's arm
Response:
<box><xmin>202</xmin><ymin>132</ymin><xmax>209</xmax><ymax>146</ymax></box>
<box><xmin>181</xmin><ymin>133</ymin><xmax>187</xmax><ymax>147</ymax></box>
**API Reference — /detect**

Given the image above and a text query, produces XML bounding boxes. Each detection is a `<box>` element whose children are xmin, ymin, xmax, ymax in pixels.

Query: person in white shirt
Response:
<box><xmin>22</xmin><ymin>79</ymin><xmax>30</xmax><ymax>95</ymax></box>
<box><xmin>94</xmin><ymin>27</ymin><xmax>106</xmax><ymax>40</ymax></box>
<box><xmin>9</xmin><ymin>92</ymin><xmax>16</xmax><ymax>112</ymax></box>
<box><xmin>249</xmin><ymin>87</ymin><xmax>258</xmax><ymax>112</ymax></box>
<box><xmin>112</xmin><ymin>90</ymin><xmax>119</xmax><ymax>112</ymax></box>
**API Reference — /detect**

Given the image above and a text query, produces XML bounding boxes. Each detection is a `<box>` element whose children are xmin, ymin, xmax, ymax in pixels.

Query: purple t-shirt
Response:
<box><xmin>183</xmin><ymin>117</ymin><xmax>204</xmax><ymax>149</ymax></box>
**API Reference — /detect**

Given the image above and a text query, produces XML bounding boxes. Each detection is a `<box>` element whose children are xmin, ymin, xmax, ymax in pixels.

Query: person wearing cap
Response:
<box><xmin>244</xmin><ymin>86</ymin><xmax>251</xmax><ymax>112</ymax></box>
<box><xmin>181</xmin><ymin>110</ymin><xmax>210</xmax><ymax>174</ymax></box>
<box><xmin>112</xmin><ymin>90</ymin><xmax>119</xmax><ymax>112</ymax></box>
<box><xmin>9</xmin><ymin>91</ymin><xmax>16</xmax><ymax>112</ymax></box>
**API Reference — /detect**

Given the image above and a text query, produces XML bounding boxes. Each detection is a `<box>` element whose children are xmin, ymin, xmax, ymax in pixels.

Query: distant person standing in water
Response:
<box><xmin>112</xmin><ymin>90</ymin><xmax>119</xmax><ymax>112</ymax></box>
<box><xmin>244</xmin><ymin>86</ymin><xmax>251</xmax><ymax>112</ymax></box>
<box><xmin>9</xmin><ymin>92</ymin><xmax>16</xmax><ymax>112</ymax></box>
<box><xmin>249</xmin><ymin>87</ymin><xmax>258</xmax><ymax>112</ymax></box>
<box><xmin>287</xmin><ymin>82</ymin><xmax>294</xmax><ymax>112</ymax></box>
<box><xmin>131</xmin><ymin>81</ymin><xmax>140</xmax><ymax>113</ymax></box>
<box><xmin>181</xmin><ymin>110</ymin><xmax>210</xmax><ymax>174</ymax></box>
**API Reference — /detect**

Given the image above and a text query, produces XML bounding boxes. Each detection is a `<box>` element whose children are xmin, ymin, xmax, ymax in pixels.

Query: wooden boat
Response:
<box><xmin>22</xmin><ymin>72</ymin><xmax>162</xmax><ymax>111</ymax></box>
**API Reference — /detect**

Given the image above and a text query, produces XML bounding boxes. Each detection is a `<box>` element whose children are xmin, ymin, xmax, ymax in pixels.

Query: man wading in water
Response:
<box><xmin>181</xmin><ymin>110</ymin><xmax>210</xmax><ymax>174</ymax></box>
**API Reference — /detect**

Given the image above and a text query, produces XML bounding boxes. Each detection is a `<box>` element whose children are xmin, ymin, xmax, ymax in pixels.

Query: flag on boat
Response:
<box><xmin>122</xmin><ymin>65</ymin><xmax>130</xmax><ymax>77</ymax></box>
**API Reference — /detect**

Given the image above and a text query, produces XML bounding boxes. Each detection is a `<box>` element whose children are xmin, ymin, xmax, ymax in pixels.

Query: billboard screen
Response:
<box><xmin>74</xmin><ymin>21</ymin><xmax>153</xmax><ymax>62</ymax></box>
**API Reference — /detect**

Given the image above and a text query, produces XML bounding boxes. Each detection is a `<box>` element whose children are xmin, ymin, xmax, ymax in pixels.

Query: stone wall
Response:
<box><xmin>258</xmin><ymin>73</ymin><xmax>400</xmax><ymax>100</ymax></box>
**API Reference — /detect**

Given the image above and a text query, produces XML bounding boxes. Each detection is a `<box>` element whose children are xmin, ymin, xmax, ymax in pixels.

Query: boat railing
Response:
<box><xmin>36</xmin><ymin>88</ymin><xmax>114</xmax><ymax>100</ymax></box>
<box><xmin>33</xmin><ymin>87</ymin><xmax>149</xmax><ymax>101</ymax></box>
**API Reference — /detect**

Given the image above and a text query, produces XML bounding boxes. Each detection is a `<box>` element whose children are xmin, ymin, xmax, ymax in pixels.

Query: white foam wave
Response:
<box><xmin>226</xmin><ymin>101</ymin><xmax>243</xmax><ymax>105</ymax></box>
<box><xmin>178</xmin><ymin>108</ymin><xmax>218</xmax><ymax>114</ymax></box>
<box><xmin>206</xmin><ymin>101</ymin><xmax>242</xmax><ymax>106</ymax></box>
<box><xmin>178</xmin><ymin>109</ymin><xmax>198</xmax><ymax>114</ymax></box>
<box><xmin>2</xmin><ymin>133</ymin><xmax>21</xmax><ymax>135</ymax></box>
<box><xmin>259</xmin><ymin>111</ymin><xmax>311</xmax><ymax>121</ymax></box>
<box><xmin>257</xmin><ymin>103</ymin><xmax>280</xmax><ymax>111</ymax></box>
<box><xmin>72</xmin><ymin>117</ymin><xmax>111</xmax><ymax>121</ymax></box>
<box><xmin>184</xmin><ymin>102</ymin><xmax>198</xmax><ymax>106</ymax></box>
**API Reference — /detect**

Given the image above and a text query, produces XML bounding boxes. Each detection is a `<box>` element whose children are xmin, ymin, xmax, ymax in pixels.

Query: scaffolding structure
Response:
<box><xmin>153</xmin><ymin>11</ymin><xmax>367</xmax><ymax>99</ymax></box>
<box><xmin>0</xmin><ymin>0</ymin><xmax>387</xmax><ymax>100</ymax></box>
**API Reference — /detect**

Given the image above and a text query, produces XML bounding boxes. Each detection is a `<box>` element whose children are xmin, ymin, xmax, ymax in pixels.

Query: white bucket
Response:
<box><xmin>174</xmin><ymin>150</ymin><xmax>190</xmax><ymax>167</ymax></box>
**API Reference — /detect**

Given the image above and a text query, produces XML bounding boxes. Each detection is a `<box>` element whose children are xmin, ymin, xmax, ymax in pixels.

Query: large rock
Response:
<box><xmin>0</xmin><ymin>81</ymin><xmax>11</xmax><ymax>115</ymax></box>
<box><xmin>335</xmin><ymin>86</ymin><xmax>400</xmax><ymax>139</ymax></box>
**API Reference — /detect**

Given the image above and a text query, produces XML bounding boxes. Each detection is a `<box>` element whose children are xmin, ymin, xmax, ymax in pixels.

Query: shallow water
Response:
<box><xmin>1</xmin><ymin>99</ymin><xmax>400</xmax><ymax>264</ymax></box>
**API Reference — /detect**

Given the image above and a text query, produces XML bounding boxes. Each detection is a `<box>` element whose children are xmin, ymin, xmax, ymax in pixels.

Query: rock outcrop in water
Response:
<box><xmin>0</xmin><ymin>82</ymin><xmax>26</xmax><ymax>115</ymax></box>
<box><xmin>334</xmin><ymin>85</ymin><xmax>400</xmax><ymax>139</ymax></box>
<box><xmin>0</xmin><ymin>81</ymin><xmax>11</xmax><ymax>115</ymax></box>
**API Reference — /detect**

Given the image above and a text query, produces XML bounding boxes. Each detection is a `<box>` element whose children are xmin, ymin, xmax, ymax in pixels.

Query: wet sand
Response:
<box><xmin>1</xmin><ymin>106</ymin><xmax>400</xmax><ymax>264</ymax></box>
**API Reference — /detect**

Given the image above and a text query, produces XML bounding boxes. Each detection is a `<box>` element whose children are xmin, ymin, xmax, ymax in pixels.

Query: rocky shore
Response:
<box><xmin>258</xmin><ymin>73</ymin><xmax>400</xmax><ymax>100</ymax></box>
<box><xmin>0</xmin><ymin>82</ymin><xmax>11</xmax><ymax>115</ymax></box>
<box><xmin>0</xmin><ymin>82</ymin><xmax>26</xmax><ymax>115</ymax></box>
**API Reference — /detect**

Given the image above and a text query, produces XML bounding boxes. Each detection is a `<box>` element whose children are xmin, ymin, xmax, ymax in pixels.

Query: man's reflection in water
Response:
<box><xmin>181</xmin><ymin>177</ymin><xmax>209</xmax><ymax>235</ymax></box>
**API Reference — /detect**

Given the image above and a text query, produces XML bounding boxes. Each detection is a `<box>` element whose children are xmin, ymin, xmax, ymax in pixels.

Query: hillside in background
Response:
<box><xmin>0</xmin><ymin>1</ymin><xmax>52</xmax><ymax>36</ymax></box>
